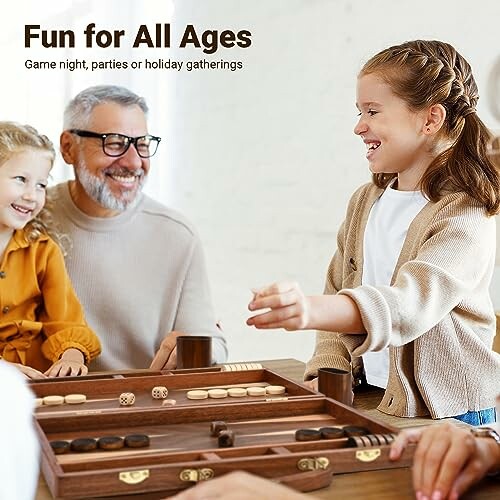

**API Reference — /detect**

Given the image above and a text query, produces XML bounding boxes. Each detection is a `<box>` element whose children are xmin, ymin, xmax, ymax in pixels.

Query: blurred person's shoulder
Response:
<box><xmin>0</xmin><ymin>361</ymin><xmax>35</xmax><ymax>420</ymax></box>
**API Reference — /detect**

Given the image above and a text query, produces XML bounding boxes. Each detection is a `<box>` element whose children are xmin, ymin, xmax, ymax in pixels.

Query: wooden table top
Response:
<box><xmin>35</xmin><ymin>358</ymin><xmax>499</xmax><ymax>499</ymax></box>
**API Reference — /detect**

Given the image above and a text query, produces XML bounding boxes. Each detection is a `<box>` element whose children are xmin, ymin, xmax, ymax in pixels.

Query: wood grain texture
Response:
<box><xmin>35</xmin><ymin>359</ymin><xmax>499</xmax><ymax>499</ymax></box>
<box><xmin>31</xmin><ymin>367</ymin><xmax>317</xmax><ymax>420</ymax></box>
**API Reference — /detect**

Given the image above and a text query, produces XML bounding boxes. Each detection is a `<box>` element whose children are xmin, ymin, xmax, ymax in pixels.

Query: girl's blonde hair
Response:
<box><xmin>361</xmin><ymin>40</ymin><xmax>500</xmax><ymax>215</ymax></box>
<box><xmin>0</xmin><ymin>121</ymin><xmax>65</xmax><ymax>248</ymax></box>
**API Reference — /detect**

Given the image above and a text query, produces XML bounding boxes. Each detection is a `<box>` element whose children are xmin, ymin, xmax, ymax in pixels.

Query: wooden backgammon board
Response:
<box><xmin>32</xmin><ymin>368</ymin><xmax>414</xmax><ymax>499</ymax></box>
<box><xmin>30</xmin><ymin>367</ymin><xmax>318</xmax><ymax>417</ymax></box>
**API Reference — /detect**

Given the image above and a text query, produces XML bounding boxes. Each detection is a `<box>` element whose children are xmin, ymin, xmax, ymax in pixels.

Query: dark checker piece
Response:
<box><xmin>346</xmin><ymin>436</ymin><xmax>362</xmax><ymax>448</ymax></box>
<box><xmin>218</xmin><ymin>430</ymin><xmax>235</xmax><ymax>448</ymax></box>
<box><xmin>295</xmin><ymin>429</ymin><xmax>322</xmax><ymax>442</ymax></box>
<box><xmin>372</xmin><ymin>433</ymin><xmax>390</xmax><ymax>445</ymax></box>
<box><xmin>319</xmin><ymin>427</ymin><xmax>345</xmax><ymax>439</ymax></box>
<box><xmin>366</xmin><ymin>434</ymin><xmax>381</xmax><ymax>446</ymax></box>
<box><xmin>98</xmin><ymin>436</ymin><xmax>125</xmax><ymax>450</ymax></box>
<box><xmin>384</xmin><ymin>433</ymin><xmax>396</xmax><ymax>444</ymax></box>
<box><xmin>343</xmin><ymin>425</ymin><xmax>369</xmax><ymax>437</ymax></box>
<box><xmin>70</xmin><ymin>438</ymin><xmax>97</xmax><ymax>452</ymax></box>
<box><xmin>347</xmin><ymin>435</ymin><xmax>373</xmax><ymax>448</ymax></box>
<box><xmin>124</xmin><ymin>434</ymin><xmax>150</xmax><ymax>448</ymax></box>
<box><xmin>50</xmin><ymin>440</ymin><xmax>70</xmax><ymax>455</ymax></box>
<box><xmin>210</xmin><ymin>421</ymin><xmax>228</xmax><ymax>437</ymax></box>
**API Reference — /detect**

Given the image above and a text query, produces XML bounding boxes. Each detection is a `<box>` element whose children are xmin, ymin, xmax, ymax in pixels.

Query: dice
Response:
<box><xmin>151</xmin><ymin>386</ymin><xmax>169</xmax><ymax>399</ymax></box>
<box><xmin>119</xmin><ymin>392</ymin><xmax>136</xmax><ymax>406</ymax></box>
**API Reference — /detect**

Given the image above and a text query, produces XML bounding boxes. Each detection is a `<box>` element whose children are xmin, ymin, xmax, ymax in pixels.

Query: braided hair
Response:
<box><xmin>361</xmin><ymin>40</ymin><xmax>500</xmax><ymax>215</ymax></box>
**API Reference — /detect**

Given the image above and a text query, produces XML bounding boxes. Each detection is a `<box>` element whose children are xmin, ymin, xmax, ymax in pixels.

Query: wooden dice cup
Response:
<box><xmin>318</xmin><ymin>368</ymin><xmax>353</xmax><ymax>406</ymax></box>
<box><xmin>176</xmin><ymin>335</ymin><xmax>212</xmax><ymax>369</ymax></box>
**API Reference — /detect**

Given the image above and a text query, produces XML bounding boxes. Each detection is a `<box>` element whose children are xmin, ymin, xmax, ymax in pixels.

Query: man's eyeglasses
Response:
<box><xmin>70</xmin><ymin>129</ymin><xmax>161</xmax><ymax>158</ymax></box>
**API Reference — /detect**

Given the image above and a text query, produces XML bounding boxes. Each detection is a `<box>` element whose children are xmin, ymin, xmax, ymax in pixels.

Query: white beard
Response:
<box><xmin>74</xmin><ymin>158</ymin><xmax>145</xmax><ymax>212</ymax></box>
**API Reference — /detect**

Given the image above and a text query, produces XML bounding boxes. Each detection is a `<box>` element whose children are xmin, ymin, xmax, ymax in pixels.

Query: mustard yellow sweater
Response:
<box><xmin>0</xmin><ymin>230</ymin><xmax>101</xmax><ymax>371</ymax></box>
<box><xmin>305</xmin><ymin>183</ymin><xmax>500</xmax><ymax>419</ymax></box>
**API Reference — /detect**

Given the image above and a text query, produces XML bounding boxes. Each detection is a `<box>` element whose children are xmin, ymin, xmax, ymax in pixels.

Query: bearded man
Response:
<box><xmin>49</xmin><ymin>85</ymin><xmax>227</xmax><ymax>370</ymax></box>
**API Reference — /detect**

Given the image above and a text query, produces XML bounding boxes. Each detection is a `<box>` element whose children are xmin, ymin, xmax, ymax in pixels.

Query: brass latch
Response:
<box><xmin>180</xmin><ymin>468</ymin><xmax>214</xmax><ymax>482</ymax></box>
<box><xmin>356</xmin><ymin>449</ymin><xmax>381</xmax><ymax>462</ymax></box>
<box><xmin>297</xmin><ymin>457</ymin><xmax>329</xmax><ymax>471</ymax></box>
<box><xmin>119</xmin><ymin>469</ymin><xmax>150</xmax><ymax>484</ymax></box>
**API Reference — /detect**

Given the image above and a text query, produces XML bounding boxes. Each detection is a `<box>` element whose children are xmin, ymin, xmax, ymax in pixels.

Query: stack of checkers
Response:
<box><xmin>186</xmin><ymin>384</ymin><xmax>286</xmax><ymax>400</ymax></box>
<box><xmin>295</xmin><ymin>425</ymin><xmax>370</xmax><ymax>442</ymax></box>
<box><xmin>49</xmin><ymin>434</ymin><xmax>150</xmax><ymax>454</ymax></box>
<box><xmin>221</xmin><ymin>363</ymin><xmax>263</xmax><ymax>371</ymax></box>
<box><xmin>209</xmin><ymin>421</ymin><xmax>235</xmax><ymax>447</ymax></box>
<box><xmin>346</xmin><ymin>433</ymin><xmax>397</xmax><ymax>448</ymax></box>
<box><xmin>35</xmin><ymin>394</ymin><xmax>86</xmax><ymax>407</ymax></box>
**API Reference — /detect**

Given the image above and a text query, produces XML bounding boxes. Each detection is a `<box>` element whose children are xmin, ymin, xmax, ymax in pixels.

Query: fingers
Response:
<box><xmin>150</xmin><ymin>349</ymin><xmax>168</xmax><ymax>370</ymax></box>
<box><xmin>23</xmin><ymin>366</ymin><xmax>47</xmax><ymax>379</ymax></box>
<box><xmin>248</xmin><ymin>282</ymin><xmax>300</xmax><ymax>311</ymax></box>
<box><xmin>250</xmin><ymin>282</ymin><xmax>299</xmax><ymax>300</ymax></box>
<box><xmin>431</xmin><ymin>430</ymin><xmax>478</xmax><ymax>499</ymax></box>
<box><xmin>44</xmin><ymin>362</ymin><xmax>87</xmax><ymax>377</ymax></box>
<box><xmin>66</xmin><ymin>363</ymin><xmax>85</xmax><ymax>376</ymax></box>
<box><xmin>44</xmin><ymin>365</ymin><xmax>61</xmax><ymax>378</ymax></box>
<box><xmin>150</xmin><ymin>337</ymin><xmax>175</xmax><ymax>370</ymax></box>
<box><xmin>303</xmin><ymin>378</ymin><xmax>318</xmax><ymax>391</ymax></box>
<box><xmin>164</xmin><ymin>346</ymin><xmax>178</xmax><ymax>370</ymax></box>
<box><xmin>247</xmin><ymin>304</ymin><xmax>304</xmax><ymax>330</ymax></box>
<box><xmin>411</xmin><ymin>424</ymin><xmax>473</xmax><ymax>499</ymax></box>
<box><xmin>150</xmin><ymin>332</ymin><xmax>184</xmax><ymax>370</ymax></box>
<box><xmin>247</xmin><ymin>282</ymin><xmax>308</xmax><ymax>331</ymax></box>
<box><xmin>417</xmin><ymin>431</ymin><xmax>454</xmax><ymax>496</ymax></box>
<box><xmin>450</xmin><ymin>457</ymin><xmax>486</xmax><ymax>500</ymax></box>
<box><xmin>389</xmin><ymin>427</ymin><xmax>424</xmax><ymax>461</ymax></box>
<box><xmin>412</xmin><ymin>425</ymin><xmax>441</xmax><ymax>497</ymax></box>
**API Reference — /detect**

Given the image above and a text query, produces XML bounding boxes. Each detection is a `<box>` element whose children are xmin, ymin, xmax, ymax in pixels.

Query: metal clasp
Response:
<box><xmin>297</xmin><ymin>457</ymin><xmax>329</xmax><ymax>471</ymax></box>
<box><xmin>180</xmin><ymin>468</ymin><xmax>214</xmax><ymax>482</ymax></box>
<box><xmin>356</xmin><ymin>449</ymin><xmax>381</xmax><ymax>462</ymax></box>
<box><xmin>119</xmin><ymin>469</ymin><xmax>150</xmax><ymax>484</ymax></box>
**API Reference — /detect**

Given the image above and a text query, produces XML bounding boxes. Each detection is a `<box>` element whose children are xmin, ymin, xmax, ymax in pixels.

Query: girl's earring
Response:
<box><xmin>426</xmin><ymin>126</ymin><xmax>431</xmax><ymax>133</ymax></box>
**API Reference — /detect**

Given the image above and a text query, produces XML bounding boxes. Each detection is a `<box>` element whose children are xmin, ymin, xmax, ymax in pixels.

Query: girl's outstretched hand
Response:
<box><xmin>247</xmin><ymin>281</ymin><xmax>311</xmax><ymax>331</ymax></box>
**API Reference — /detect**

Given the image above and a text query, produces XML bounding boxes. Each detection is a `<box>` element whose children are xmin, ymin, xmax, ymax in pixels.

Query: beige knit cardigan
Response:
<box><xmin>304</xmin><ymin>183</ymin><xmax>500</xmax><ymax>419</ymax></box>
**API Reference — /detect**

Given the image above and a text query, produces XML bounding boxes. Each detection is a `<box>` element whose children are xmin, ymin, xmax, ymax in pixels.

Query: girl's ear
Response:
<box><xmin>423</xmin><ymin>104</ymin><xmax>446</xmax><ymax>135</ymax></box>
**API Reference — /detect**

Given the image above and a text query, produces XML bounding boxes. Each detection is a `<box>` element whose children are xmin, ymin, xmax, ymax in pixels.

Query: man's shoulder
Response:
<box><xmin>139</xmin><ymin>195</ymin><xmax>198</xmax><ymax>238</ymax></box>
<box><xmin>47</xmin><ymin>181</ymin><xmax>65</xmax><ymax>198</ymax></box>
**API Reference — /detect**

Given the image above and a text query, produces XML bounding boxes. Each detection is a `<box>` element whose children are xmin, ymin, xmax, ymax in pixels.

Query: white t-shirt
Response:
<box><xmin>361</xmin><ymin>184</ymin><xmax>428</xmax><ymax>388</ymax></box>
<box><xmin>0</xmin><ymin>361</ymin><xmax>40</xmax><ymax>500</ymax></box>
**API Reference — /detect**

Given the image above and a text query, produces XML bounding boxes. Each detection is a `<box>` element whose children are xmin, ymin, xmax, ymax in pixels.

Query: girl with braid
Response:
<box><xmin>247</xmin><ymin>40</ymin><xmax>500</xmax><ymax>423</ymax></box>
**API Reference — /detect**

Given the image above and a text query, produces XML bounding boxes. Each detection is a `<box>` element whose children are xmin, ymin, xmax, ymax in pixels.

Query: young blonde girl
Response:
<box><xmin>0</xmin><ymin>122</ymin><xmax>101</xmax><ymax>378</ymax></box>
<box><xmin>247</xmin><ymin>40</ymin><xmax>500</xmax><ymax>423</ymax></box>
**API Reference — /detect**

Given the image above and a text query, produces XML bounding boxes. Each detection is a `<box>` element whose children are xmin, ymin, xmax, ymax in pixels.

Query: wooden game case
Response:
<box><xmin>31</xmin><ymin>368</ymin><xmax>320</xmax><ymax>418</ymax></box>
<box><xmin>28</xmin><ymin>366</ymin><xmax>227</xmax><ymax>385</ymax></box>
<box><xmin>28</xmin><ymin>363</ymin><xmax>265</xmax><ymax>385</ymax></box>
<box><xmin>36</xmin><ymin>396</ymin><xmax>414</xmax><ymax>499</ymax></box>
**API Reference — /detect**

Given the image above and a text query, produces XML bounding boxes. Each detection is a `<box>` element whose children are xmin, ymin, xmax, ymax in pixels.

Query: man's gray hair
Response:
<box><xmin>63</xmin><ymin>85</ymin><xmax>149</xmax><ymax>130</ymax></box>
